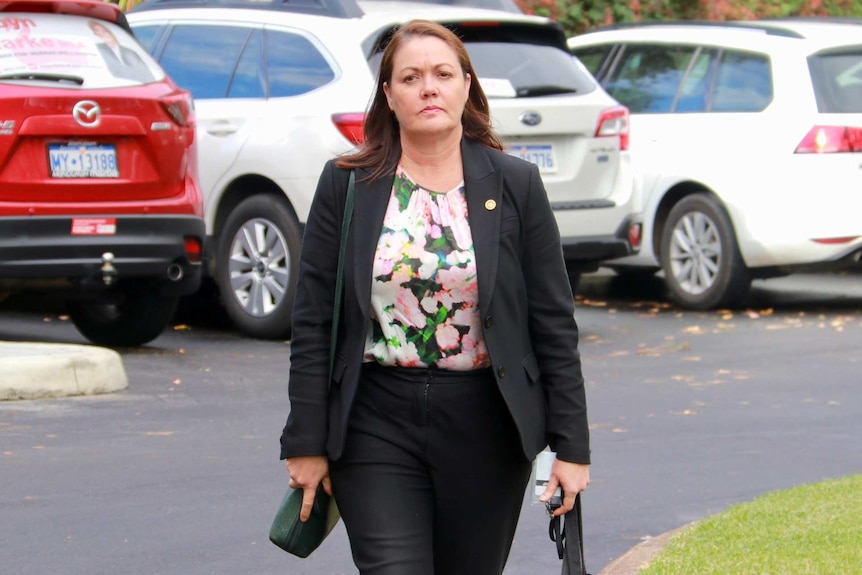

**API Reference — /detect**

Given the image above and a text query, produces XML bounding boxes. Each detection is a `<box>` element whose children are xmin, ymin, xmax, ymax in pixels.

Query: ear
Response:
<box><xmin>383</xmin><ymin>82</ymin><xmax>392</xmax><ymax>108</ymax></box>
<box><xmin>464</xmin><ymin>73</ymin><xmax>471</xmax><ymax>102</ymax></box>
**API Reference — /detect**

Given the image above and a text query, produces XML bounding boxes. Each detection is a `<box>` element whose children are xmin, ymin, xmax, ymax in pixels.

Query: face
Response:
<box><xmin>92</xmin><ymin>24</ymin><xmax>118</xmax><ymax>48</ymax></box>
<box><xmin>383</xmin><ymin>36</ymin><xmax>471</xmax><ymax>141</ymax></box>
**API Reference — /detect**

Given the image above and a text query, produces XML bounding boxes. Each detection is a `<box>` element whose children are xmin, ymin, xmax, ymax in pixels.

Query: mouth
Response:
<box><xmin>422</xmin><ymin>106</ymin><xmax>442</xmax><ymax>113</ymax></box>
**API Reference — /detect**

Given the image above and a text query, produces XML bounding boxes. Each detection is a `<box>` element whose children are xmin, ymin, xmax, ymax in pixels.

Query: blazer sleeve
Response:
<box><xmin>279</xmin><ymin>160</ymin><xmax>345</xmax><ymax>459</ymax></box>
<box><xmin>521</xmin><ymin>163</ymin><xmax>591</xmax><ymax>464</ymax></box>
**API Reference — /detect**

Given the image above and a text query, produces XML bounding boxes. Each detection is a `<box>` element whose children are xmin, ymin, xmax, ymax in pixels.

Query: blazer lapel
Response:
<box><xmin>461</xmin><ymin>139</ymin><xmax>501</xmax><ymax>313</ymax></box>
<box><xmin>351</xmin><ymin>167</ymin><xmax>393</xmax><ymax>319</ymax></box>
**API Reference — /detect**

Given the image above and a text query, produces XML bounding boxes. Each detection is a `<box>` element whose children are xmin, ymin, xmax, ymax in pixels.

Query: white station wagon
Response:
<box><xmin>129</xmin><ymin>0</ymin><xmax>641</xmax><ymax>338</ymax></box>
<box><xmin>569</xmin><ymin>19</ymin><xmax>862</xmax><ymax>309</ymax></box>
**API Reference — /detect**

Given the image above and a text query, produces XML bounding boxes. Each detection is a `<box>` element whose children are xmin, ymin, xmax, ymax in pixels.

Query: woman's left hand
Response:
<box><xmin>539</xmin><ymin>458</ymin><xmax>590</xmax><ymax>517</ymax></box>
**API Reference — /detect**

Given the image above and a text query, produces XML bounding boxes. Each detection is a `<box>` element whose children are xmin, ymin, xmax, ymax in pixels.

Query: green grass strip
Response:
<box><xmin>640</xmin><ymin>474</ymin><xmax>862</xmax><ymax>575</ymax></box>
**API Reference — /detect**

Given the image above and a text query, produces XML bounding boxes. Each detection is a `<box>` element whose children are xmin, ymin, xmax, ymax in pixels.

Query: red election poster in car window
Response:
<box><xmin>0</xmin><ymin>14</ymin><xmax>154</xmax><ymax>84</ymax></box>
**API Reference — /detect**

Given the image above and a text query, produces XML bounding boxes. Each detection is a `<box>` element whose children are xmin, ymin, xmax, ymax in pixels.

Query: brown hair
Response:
<box><xmin>336</xmin><ymin>19</ymin><xmax>502</xmax><ymax>180</ymax></box>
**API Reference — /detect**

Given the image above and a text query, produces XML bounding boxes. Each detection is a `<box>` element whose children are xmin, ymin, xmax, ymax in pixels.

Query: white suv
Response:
<box><xmin>569</xmin><ymin>19</ymin><xmax>862</xmax><ymax>310</ymax></box>
<box><xmin>129</xmin><ymin>0</ymin><xmax>641</xmax><ymax>338</ymax></box>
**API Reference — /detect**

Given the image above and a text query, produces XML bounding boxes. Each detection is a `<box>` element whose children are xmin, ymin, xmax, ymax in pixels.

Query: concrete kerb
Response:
<box><xmin>598</xmin><ymin>525</ymin><xmax>689</xmax><ymax>575</ymax></box>
<box><xmin>0</xmin><ymin>342</ymin><xmax>128</xmax><ymax>400</ymax></box>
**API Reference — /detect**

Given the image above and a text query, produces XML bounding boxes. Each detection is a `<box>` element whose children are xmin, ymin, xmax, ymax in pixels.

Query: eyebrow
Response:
<box><xmin>397</xmin><ymin>63</ymin><xmax>457</xmax><ymax>74</ymax></box>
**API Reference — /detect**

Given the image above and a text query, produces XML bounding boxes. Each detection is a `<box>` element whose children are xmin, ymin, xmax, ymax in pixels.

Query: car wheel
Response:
<box><xmin>66</xmin><ymin>289</ymin><xmax>179</xmax><ymax>347</ymax></box>
<box><xmin>660</xmin><ymin>194</ymin><xmax>751</xmax><ymax>310</ymax></box>
<box><xmin>216</xmin><ymin>195</ymin><xmax>301</xmax><ymax>339</ymax></box>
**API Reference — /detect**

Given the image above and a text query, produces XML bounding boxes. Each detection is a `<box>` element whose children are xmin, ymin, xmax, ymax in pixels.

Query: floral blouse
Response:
<box><xmin>363</xmin><ymin>165</ymin><xmax>491</xmax><ymax>370</ymax></box>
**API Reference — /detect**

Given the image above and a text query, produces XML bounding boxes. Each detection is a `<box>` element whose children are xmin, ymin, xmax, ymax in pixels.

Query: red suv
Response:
<box><xmin>0</xmin><ymin>0</ymin><xmax>205</xmax><ymax>346</ymax></box>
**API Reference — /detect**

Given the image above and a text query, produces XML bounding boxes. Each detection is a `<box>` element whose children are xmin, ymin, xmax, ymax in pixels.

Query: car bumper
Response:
<box><xmin>0</xmin><ymin>215</ymin><xmax>206</xmax><ymax>296</ymax></box>
<box><xmin>561</xmin><ymin>214</ymin><xmax>642</xmax><ymax>271</ymax></box>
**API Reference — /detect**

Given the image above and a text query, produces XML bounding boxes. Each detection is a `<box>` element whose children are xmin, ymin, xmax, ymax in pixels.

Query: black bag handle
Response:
<box><xmin>328</xmin><ymin>169</ymin><xmax>355</xmax><ymax>385</ymax></box>
<box><xmin>549</xmin><ymin>493</ymin><xmax>590</xmax><ymax>575</ymax></box>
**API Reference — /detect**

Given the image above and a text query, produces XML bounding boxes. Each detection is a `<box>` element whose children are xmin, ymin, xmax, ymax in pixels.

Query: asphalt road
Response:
<box><xmin>2</xmin><ymin>270</ymin><xmax>861</xmax><ymax>574</ymax></box>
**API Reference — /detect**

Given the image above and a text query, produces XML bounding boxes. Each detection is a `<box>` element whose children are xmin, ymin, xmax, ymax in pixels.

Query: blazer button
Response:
<box><xmin>497</xmin><ymin>366</ymin><xmax>506</xmax><ymax>378</ymax></box>
<box><xmin>484</xmin><ymin>316</ymin><xmax>493</xmax><ymax>329</ymax></box>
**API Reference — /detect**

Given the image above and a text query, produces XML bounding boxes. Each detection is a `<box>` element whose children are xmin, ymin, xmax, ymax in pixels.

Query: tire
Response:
<box><xmin>215</xmin><ymin>195</ymin><xmax>301</xmax><ymax>339</ymax></box>
<box><xmin>660</xmin><ymin>194</ymin><xmax>751</xmax><ymax>310</ymax></box>
<box><xmin>66</xmin><ymin>289</ymin><xmax>179</xmax><ymax>347</ymax></box>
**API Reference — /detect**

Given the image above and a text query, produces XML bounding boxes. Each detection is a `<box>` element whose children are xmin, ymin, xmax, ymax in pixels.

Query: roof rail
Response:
<box><xmin>366</xmin><ymin>0</ymin><xmax>522</xmax><ymax>13</ymax></box>
<box><xmin>585</xmin><ymin>19</ymin><xmax>804</xmax><ymax>39</ymax></box>
<box><xmin>130</xmin><ymin>0</ymin><xmax>364</xmax><ymax>18</ymax></box>
<box><xmin>756</xmin><ymin>16</ymin><xmax>862</xmax><ymax>25</ymax></box>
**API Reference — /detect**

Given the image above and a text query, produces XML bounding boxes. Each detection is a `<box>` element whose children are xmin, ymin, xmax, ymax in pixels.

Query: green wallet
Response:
<box><xmin>269</xmin><ymin>484</ymin><xmax>341</xmax><ymax>558</ymax></box>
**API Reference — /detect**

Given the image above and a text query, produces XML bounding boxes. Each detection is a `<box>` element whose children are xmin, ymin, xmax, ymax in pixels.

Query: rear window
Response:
<box><xmin>0</xmin><ymin>13</ymin><xmax>163</xmax><ymax>87</ymax></box>
<box><xmin>809</xmin><ymin>48</ymin><xmax>862</xmax><ymax>113</ymax></box>
<box><xmin>368</xmin><ymin>23</ymin><xmax>596</xmax><ymax>98</ymax></box>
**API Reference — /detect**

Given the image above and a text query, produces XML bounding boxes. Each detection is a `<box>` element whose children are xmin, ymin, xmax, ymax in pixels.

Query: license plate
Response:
<box><xmin>507</xmin><ymin>144</ymin><xmax>557</xmax><ymax>173</ymax></box>
<box><xmin>48</xmin><ymin>144</ymin><xmax>119</xmax><ymax>178</ymax></box>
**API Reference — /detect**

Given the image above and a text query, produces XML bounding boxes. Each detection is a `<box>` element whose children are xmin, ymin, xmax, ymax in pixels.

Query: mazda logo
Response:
<box><xmin>73</xmin><ymin>101</ymin><xmax>101</xmax><ymax>128</ymax></box>
<box><xmin>519</xmin><ymin>111</ymin><xmax>542</xmax><ymax>127</ymax></box>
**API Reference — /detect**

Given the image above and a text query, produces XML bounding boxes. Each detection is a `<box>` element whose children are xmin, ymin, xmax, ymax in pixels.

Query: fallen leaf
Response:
<box><xmin>144</xmin><ymin>431</ymin><xmax>175</xmax><ymax>436</ymax></box>
<box><xmin>172</xmin><ymin>379</ymin><xmax>181</xmax><ymax>385</ymax></box>
<box><xmin>611</xmin><ymin>428</ymin><xmax>628</xmax><ymax>433</ymax></box>
<box><xmin>173</xmin><ymin>324</ymin><xmax>191</xmax><ymax>331</ymax></box>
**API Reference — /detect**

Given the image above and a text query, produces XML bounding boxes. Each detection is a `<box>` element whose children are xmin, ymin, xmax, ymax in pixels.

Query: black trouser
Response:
<box><xmin>330</xmin><ymin>363</ymin><xmax>532</xmax><ymax>575</ymax></box>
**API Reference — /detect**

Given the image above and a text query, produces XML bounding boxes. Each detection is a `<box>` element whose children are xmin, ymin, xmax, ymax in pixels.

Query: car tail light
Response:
<box><xmin>795</xmin><ymin>126</ymin><xmax>862</xmax><ymax>154</ymax></box>
<box><xmin>595</xmin><ymin>106</ymin><xmax>629</xmax><ymax>151</ymax></box>
<box><xmin>812</xmin><ymin>236</ymin><xmax>859</xmax><ymax>245</ymax></box>
<box><xmin>332</xmin><ymin>113</ymin><xmax>365</xmax><ymax>145</ymax></box>
<box><xmin>628</xmin><ymin>222</ymin><xmax>642</xmax><ymax>249</ymax></box>
<box><xmin>184</xmin><ymin>236</ymin><xmax>202</xmax><ymax>263</ymax></box>
<box><xmin>161</xmin><ymin>92</ymin><xmax>194</xmax><ymax>127</ymax></box>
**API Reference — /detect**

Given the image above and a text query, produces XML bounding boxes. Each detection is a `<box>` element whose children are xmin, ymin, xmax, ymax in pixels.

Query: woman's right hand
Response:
<box><xmin>285</xmin><ymin>455</ymin><xmax>331</xmax><ymax>522</ymax></box>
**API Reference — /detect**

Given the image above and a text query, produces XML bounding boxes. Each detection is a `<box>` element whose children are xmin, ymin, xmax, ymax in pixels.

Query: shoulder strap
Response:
<box><xmin>329</xmin><ymin>170</ymin><xmax>355</xmax><ymax>384</ymax></box>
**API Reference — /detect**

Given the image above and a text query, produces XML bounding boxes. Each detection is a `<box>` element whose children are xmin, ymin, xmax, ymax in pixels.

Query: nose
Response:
<box><xmin>421</xmin><ymin>75</ymin><xmax>438</xmax><ymax>97</ymax></box>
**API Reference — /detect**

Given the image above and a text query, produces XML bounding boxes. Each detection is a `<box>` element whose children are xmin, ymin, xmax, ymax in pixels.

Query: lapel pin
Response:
<box><xmin>484</xmin><ymin>199</ymin><xmax>497</xmax><ymax>211</ymax></box>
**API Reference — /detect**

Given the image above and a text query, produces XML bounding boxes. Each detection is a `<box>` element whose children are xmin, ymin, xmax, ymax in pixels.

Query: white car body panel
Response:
<box><xmin>569</xmin><ymin>23</ymin><xmax>862</xmax><ymax>272</ymax></box>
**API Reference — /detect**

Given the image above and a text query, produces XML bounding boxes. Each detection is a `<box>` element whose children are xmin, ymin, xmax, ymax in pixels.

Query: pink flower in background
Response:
<box><xmin>436</xmin><ymin>323</ymin><xmax>460</xmax><ymax>350</ymax></box>
<box><xmin>394</xmin><ymin>288</ymin><xmax>426</xmax><ymax>328</ymax></box>
<box><xmin>428</xmin><ymin>197</ymin><xmax>443</xmax><ymax>227</ymax></box>
<box><xmin>421</xmin><ymin>296</ymin><xmax>438</xmax><ymax>314</ymax></box>
<box><xmin>437</xmin><ymin>265</ymin><xmax>477</xmax><ymax>301</ymax></box>
<box><xmin>462</xmin><ymin>333</ymin><xmax>478</xmax><ymax>351</ymax></box>
<box><xmin>428</xmin><ymin>224</ymin><xmax>442</xmax><ymax>239</ymax></box>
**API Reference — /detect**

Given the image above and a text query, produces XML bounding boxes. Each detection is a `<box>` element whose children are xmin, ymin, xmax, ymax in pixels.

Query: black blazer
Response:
<box><xmin>280</xmin><ymin>138</ymin><xmax>590</xmax><ymax>464</ymax></box>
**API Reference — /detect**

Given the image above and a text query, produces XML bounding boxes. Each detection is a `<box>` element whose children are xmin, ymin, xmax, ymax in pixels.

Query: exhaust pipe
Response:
<box><xmin>167</xmin><ymin>264</ymin><xmax>184</xmax><ymax>281</ymax></box>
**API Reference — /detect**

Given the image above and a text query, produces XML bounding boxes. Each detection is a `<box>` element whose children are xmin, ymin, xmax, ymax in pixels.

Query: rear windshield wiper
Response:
<box><xmin>516</xmin><ymin>85</ymin><xmax>578</xmax><ymax>97</ymax></box>
<box><xmin>0</xmin><ymin>73</ymin><xmax>85</xmax><ymax>85</ymax></box>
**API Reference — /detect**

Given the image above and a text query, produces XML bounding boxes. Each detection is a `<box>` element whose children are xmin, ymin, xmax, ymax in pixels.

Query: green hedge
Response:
<box><xmin>515</xmin><ymin>0</ymin><xmax>862</xmax><ymax>37</ymax></box>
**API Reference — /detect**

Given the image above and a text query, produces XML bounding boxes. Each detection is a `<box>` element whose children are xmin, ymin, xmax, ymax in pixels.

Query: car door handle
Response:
<box><xmin>206</xmin><ymin>122</ymin><xmax>238</xmax><ymax>136</ymax></box>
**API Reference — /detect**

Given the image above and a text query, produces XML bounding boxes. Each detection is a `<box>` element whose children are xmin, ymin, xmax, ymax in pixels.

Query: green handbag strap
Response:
<box><xmin>329</xmin><ymin>170</ymin><xmax>355</xmax><ymax>384</ymax></box>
